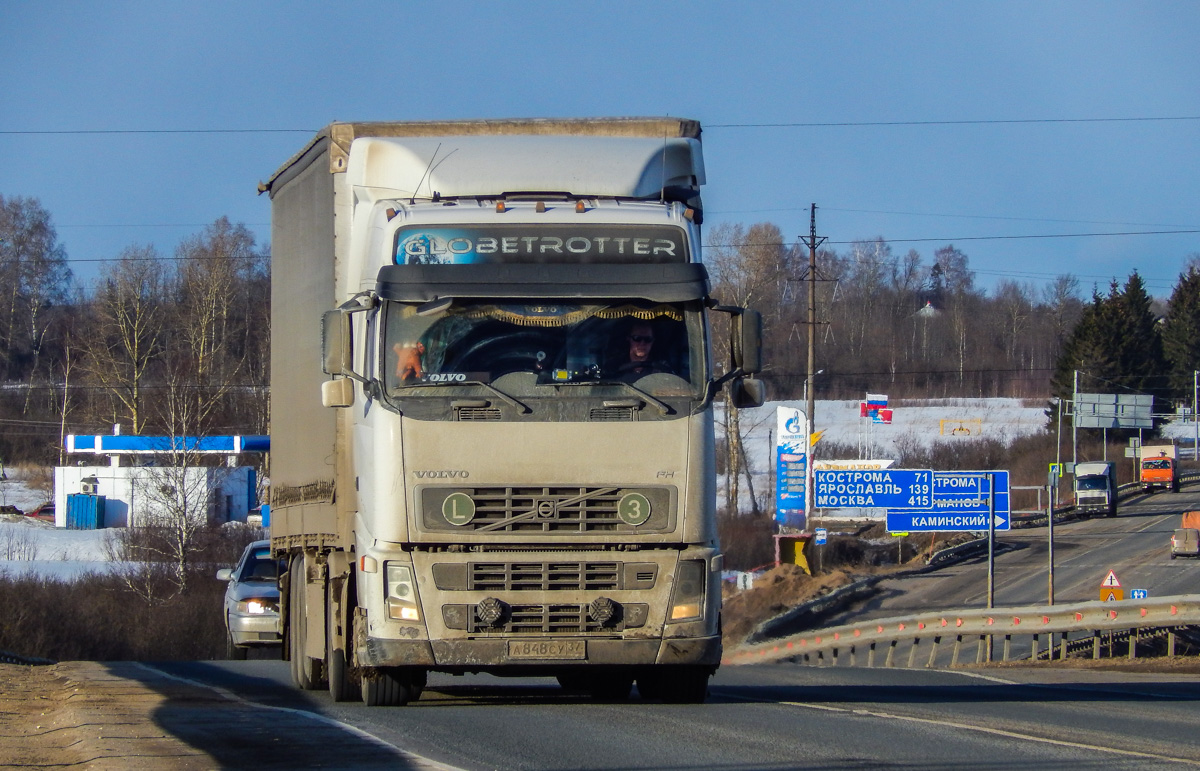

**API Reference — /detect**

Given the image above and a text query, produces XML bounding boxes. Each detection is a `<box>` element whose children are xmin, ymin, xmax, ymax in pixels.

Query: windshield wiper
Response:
<box><xmin>395</xmin><ymin>379</ymin><xmax>531</xmax><ymax>414</ymax></box>
<box><xmin>554</xmin><ymin>379</ymin><xmax>672</xmax><ymax>415</ymax></box>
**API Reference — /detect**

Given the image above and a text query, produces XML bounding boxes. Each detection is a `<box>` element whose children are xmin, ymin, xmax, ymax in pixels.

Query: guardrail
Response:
<box><xmin>0</xmin><ymin>648</ymin><xmax>54</xmax><ymax>666</ymax></box>
<box><xmin>725</xmin><ymin>594</ymin><xmax>1200</xmax><ymax>668</ymax></box>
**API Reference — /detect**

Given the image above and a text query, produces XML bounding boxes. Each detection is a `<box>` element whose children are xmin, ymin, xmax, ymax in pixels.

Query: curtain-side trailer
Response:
<box><xmin>263</xmin><ymin>119</ymin><xmax>764</xmax><ymax>705</ymax></box>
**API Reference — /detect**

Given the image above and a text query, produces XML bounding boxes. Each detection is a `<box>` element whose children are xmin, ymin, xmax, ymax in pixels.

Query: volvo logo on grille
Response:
<box><xmin>535</xmin><ymin>498</ymin><xmax>557</xmax><ymax>518</ymax></box>
<box><xmin>414</xmin><ymin>470</ymin><xmax>469</xmax><ymax>479</ymax></box>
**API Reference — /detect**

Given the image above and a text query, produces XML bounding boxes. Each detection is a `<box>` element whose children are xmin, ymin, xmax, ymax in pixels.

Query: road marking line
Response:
<box><xmin>133</xmin><ymin>663</ymin><xmax>463</xmax><ymax>771</ymax></box>
<box><xmin>721</xmin><ymin>690</ymin><xmax>1200</xmax><ymax>765</ymax></box>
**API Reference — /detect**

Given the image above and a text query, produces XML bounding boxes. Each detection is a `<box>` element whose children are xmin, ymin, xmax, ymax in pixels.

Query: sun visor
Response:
<box><xmin>376</xmin><ymin>263</ymin><xmax>709</xmax><ymax>303</ymax></box>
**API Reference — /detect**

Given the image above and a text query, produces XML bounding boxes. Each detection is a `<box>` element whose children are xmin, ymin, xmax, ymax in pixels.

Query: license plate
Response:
<box><xmin>507</xmin><ymin>640</ymin><xmax>586</xmax><ymax>660</ymax></box>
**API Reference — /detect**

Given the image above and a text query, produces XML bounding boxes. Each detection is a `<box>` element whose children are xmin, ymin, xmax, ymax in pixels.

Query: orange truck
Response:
<box><xmin>1139</xmin><ymin>444</ymin><xmax>1179</xmax><ymax>493</ymax></box>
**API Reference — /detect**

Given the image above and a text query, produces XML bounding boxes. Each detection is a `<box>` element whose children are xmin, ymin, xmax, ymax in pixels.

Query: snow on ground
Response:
<box><xmin>719</xmin><ymin>398</ymin><xmax>1052</xmax><ymax>515</ymax></box>
<box><xmin>0</xmin><ymin>479</ymin><xmax>119</xmax><ymax>580</ymax></box>
<box><xmin>0</xmin><ymin>519</ymin><xmax>117</xmax><ymax>580</ymax></box>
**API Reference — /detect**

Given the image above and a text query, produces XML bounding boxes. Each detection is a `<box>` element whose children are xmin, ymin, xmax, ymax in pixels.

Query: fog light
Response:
<box><xmin>476</xmin><ymin>597</ymin><xmax>507</xmax><ymax>626</ymax></box>
<box><xmin>589</xmin><ymin>596</ymin><xmax>617</xmax><ymax>625</ymax></box>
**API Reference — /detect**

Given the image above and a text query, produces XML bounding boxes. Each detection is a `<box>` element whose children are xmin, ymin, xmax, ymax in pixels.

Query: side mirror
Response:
<box><xmin>322</xmin><ymin>310</ymin><xmax>352</xmax><ymax>376</ymax></box>
<box><xmin>732</xmin><ymin>377</ymin><xmax>766</xmax><ymax>408</ymax></box>
<box><xmin>733</xmin><ymin>309</ymin><xmax>763</xmax><ymax>375</ymax></box>
<box><xmin>216</xmin><ymin>568</ymin><xmax>233</xmax><ymax>582</ymax></box>
<box><xmin>322</xmin><ymin>378</ymin><xmax>354</xmax><ymax>409</ymax></box>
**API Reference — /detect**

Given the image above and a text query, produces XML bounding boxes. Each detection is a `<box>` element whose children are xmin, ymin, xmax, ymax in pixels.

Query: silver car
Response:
<box><xmin>217</xmin><ymin>540</ymin><xmax>283</xmax><ymax>658</ymax></box>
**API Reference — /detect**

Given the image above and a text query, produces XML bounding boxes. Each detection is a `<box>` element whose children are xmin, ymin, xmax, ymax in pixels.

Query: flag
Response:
<box><xmin>864</xmin><ymin>393</ymin><xmax>889</xmax><ymax>420</ymax></box>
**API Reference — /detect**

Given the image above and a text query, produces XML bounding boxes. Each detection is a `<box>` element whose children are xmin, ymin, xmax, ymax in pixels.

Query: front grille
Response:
<box><xmin>442</xmin><ymin>602</ymin><xmax>649</xmax><ymax>632</ymax></box>
<box><xmin>472</xmin><ymin>603</ymin><xmax>613</xmax><ymax>634</ymax></box>
<box><xmin>421</xmin><ymin>486</ymin><xmax>672</xmax><ymax>533</ymax></box>
<box><xmin>589</xmin><ymin>406</ymin><xmax>638</xmax><ymax>421</ymax></box>
<box><xmin>431</xmin><ymin>561</ymin><xmax>657</xmax><ymax>591</ymax></box>
<box><xmin>471</xmin><ymin>562</ymin><xmax>620</xmax><ymax>591</ymax></box>
<box><xmin>457</xmin><ymin>407</ymin><xmax>503</xmax><ymax>421</ymax></box>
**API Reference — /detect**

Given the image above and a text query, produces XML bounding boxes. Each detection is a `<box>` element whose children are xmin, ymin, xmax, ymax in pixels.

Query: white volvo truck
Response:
<box><xmin>263</xmin><ymin>118</ymin><xmax>763</xmax><ymax>705</ymax></box>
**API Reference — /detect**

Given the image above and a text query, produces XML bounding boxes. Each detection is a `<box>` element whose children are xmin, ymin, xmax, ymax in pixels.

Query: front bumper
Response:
<box><xmin>357</xmin><ymin>634</ymin><xmax>721</xmax><ymax>670</ymax></box>
<box><xmin>228</xmin><ymin>612</ymin><xmax>281</xmax><ymax>646</ymax></box>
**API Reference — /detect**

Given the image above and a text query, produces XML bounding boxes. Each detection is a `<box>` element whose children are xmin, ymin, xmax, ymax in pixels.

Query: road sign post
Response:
<box><xmin>813</xmin><ymin>469</ymin><xmax>933</xmax><ymax>509</ymax></box>
<box><xmin>885</xmin><ymin>471</ymin><xmax>1010</xmax><ymax>532</ymax></box>
<box><xmin>1100</xmin><ymin>570</ymin><xmax>1124</xmax><ymax>602</ymax></box>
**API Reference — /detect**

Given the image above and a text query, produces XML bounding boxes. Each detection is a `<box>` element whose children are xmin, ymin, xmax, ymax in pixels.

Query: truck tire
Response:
<box><xmin>361</xmin><ymin>667</ymin><xmax>422</xmax><ymax>707</ymax></box>
<box><xmin>638</xmin><ymin>666</ymin><xmax>710</xmax><ymax>703</ymax></box>
<box><xmin>326</xmin><ymin>578</ymin><xmax>360</xmax><ymax>702</ymax></box>
<box><xmin>288</xmin><ymin>558</ymin><xmax>322</xmax><ymax>690</ymax></box>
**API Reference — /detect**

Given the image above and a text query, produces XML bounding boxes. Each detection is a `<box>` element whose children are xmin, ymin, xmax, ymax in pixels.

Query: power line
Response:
<box><xmin>6</xmin><ymin>116</ymin><xmax>1198</xmax><ymax>135</ymax></box>
<box><xmin>0</xmin><ymin>128</ymin><xmax>314</xmax><ymax>136</ymax></box>
<box><xmin>706</xmin><ymin>229</ymin><xmax>1200</xmax><ymax>249</ymax></box>
<box><xmin>709</xmin><ymin>205</ymin><xmax>1196</xmax><ymax>231</ymax></box>
<box><xmin>708</xmin><ymin>116</ymin><xmax>1200</xmax><ymax>128</ymax></box>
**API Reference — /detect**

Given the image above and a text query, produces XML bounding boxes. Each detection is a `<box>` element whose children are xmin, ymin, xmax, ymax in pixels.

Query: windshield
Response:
<box><xmin>1143</xmin><ymin>459</ymin><xmax>1172</xmax><ymax>470</ymax></box>
<box><xmin>1076</xmin><ymin>477</ymin><xmax>1108</xmax><ymax>491</ymax></box>
<box><xmin>239</xmin><ymin>548</ymin><xmax>281</xmax><ymax>582</ymax></box>
<box><xmin>383</xmin><ymin>299</ymin><xmax>703</xmax><ymax>397</ymax></box>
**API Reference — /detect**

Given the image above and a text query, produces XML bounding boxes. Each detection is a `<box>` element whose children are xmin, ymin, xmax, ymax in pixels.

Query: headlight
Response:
<box><xmin>236</xmin><ymin>599</ymin><xmax>276</xmax><ymax>615</ymax></box>
<box><xmin>386</xmin><ymin>562</ymin><xmax>421</xmax><ymax>621</ymax></box>
<box><xmin>669</xmin><ymin>559</ymin><xmax>706</xmax><ymax>622</ymax></box>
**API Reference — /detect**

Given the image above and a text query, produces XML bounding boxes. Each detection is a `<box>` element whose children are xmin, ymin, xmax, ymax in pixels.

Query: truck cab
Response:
<box><xmin>1073</xmin><ymin>461</ymin><xmax>1116</xmax><ymax>518</ymax></box>
<box><xmin>1140</xmin><ymin>446</ymin><xmax>1178</xmax><ymax>494</ymax></box>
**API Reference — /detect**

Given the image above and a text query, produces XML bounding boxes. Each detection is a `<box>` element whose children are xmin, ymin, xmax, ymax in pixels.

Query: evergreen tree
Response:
<box><xmin>1051</xmin><ymin>286</ymin><xmax>1120</xmax><ymax>402</ymax></box>
<box><xmin>1162</xmin><ymin>266</ymin><xmax>1200</xmax><ymax>400</ymax></box>
<box><xmin>1114</xmin><ymin>271</ymin><xmax>1168</xmax><ymax>401</ymax></box>
<box><xmin>1050</xmin><ymin>272</ymin><xmax>1168</xmax><ymax>417</ymax></box>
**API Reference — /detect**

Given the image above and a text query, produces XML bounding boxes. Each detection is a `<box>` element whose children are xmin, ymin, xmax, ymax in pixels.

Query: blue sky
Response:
<box><xmin>2</xmin><ymin>1</ymin><xmax>1197</xmax><ymax>297</ymax></box>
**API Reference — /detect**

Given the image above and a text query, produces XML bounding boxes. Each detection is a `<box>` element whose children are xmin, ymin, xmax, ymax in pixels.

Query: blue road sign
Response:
<box><xmin>814</xmin><ymin>528</ymin><xmax>828</xmax><ymax>545</ymax></box>
<box><xmin>813</xmin><ymin>469</ymin><xmax>933</xmax><ymax>509</ymax></box>
<box><xmin>1129</xmin><ymin>589</ymin><xmax>1149</xmax><ymax>600</ymax></box>
<box><xmin>887</xmin><ymin>470</ymin><xmax>1010</xmax><ymax>532</ymax></box>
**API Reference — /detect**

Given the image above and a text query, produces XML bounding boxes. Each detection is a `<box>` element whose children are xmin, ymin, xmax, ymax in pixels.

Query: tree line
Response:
<box><xmin>5</xmin><ymin>193</ymin><xmax>1199</xmax><ymax>469</ymax></box>
<box><xmin>707</xmin><ymin>221</ymin><xmax>1200</xmax><ymax>410</ymax></box>
<box><xmin>0</xmin><ymin>195</ymin><xmax>268</xmax><ymax>467</ymax></box>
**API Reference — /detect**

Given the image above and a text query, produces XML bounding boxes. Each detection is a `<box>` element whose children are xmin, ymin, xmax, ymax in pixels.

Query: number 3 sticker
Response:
<box><xmin>617</xmin><ymin>493</ymin><xmax>651</xmax><ymax>526</ymax></box>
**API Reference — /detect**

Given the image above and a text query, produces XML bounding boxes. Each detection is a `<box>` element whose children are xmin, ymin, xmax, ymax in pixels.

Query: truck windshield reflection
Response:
<box><xmin>384</xmin><ymin>300</ymin><xmax>699</xmax><ymax>395</ymax></box>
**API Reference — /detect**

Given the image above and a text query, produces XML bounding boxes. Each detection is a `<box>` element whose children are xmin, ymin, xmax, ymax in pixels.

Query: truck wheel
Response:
<box><xmin>556</xmin><ymin>673</ymin><xmax>590</xmax><ymax>692</ymax></box>
<box><xmin>327</xmin><ymin>579</ymin><xmax>360</xmax><ymax>702</ymax></box>
<box><xmin>361</xmin><ymin>667</ymin><xmax>415</xmax><ymax>707</ymax></box>
<box><xmin>288</xmin><ymin>558</ymin><xmax>322</xmax><ymax>690</ymax></box>
<box><xmin>638</xmin><ymin>667</ymin><xmax>710</xmax><ymax>703</ymax></box>
<box><xmin>588</xmin><ymin>674</ymin><xmax>633</xmax><ymax>701</ymax></box>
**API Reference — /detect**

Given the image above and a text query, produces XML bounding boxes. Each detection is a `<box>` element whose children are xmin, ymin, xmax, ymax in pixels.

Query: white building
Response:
<box><xmin>55</xmin><ymin>432</ymin><xmax>267</xmax><ymax>529</ymax></box>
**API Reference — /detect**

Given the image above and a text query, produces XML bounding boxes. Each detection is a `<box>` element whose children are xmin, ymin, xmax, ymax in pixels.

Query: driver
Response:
<box><xmin>617</xmin><ymin>322</ymin><xmax>671</xmax><ymax>376</ymax></box>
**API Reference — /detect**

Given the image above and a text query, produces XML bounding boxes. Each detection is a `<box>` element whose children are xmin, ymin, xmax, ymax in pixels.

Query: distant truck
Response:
<box><xmin>1139</xmin><ymin>444</ymin><xmax>1179</xmax><ymax>493</ymax></box>
<box><xmin>1170</xmin><ymin>511</ymin><xmax>1200</xmax><ymax>559</ymax></box>
<box><xmin>1073</xmin><ymin>461</ymin><xmax>1117</xmax><ymax>517</ymax></box>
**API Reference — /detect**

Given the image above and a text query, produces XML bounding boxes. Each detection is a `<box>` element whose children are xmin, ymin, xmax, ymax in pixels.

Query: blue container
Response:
<box><xmin>66</xmin><ymin>494</ymin><xmax>106</xmax><ymax>530</ymax></box>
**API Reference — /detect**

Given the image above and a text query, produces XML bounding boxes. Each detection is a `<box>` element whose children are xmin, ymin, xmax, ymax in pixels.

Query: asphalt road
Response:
<box><xmin>149</xmin><ymin>659</ymin><xmax>1200</xmax><ymax>769</ymax></box>
<box><xmin>819</xmin><ymin>484</ymin><xmax>1200</xmax><ymax>628</ymax></box>
<box><xmin>141</xmin><ymin>487</ymin><xmax>1200</xmax><ymax>769</ymax></box>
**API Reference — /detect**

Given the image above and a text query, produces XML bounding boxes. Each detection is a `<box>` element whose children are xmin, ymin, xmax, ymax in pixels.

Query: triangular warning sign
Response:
<box><xmin>1102</xmin><ymin>570</ymin><xmax>1121</xmax><ymax>588</ymax></box>
<box><xmin>1103</xmin><ymin>590</ymin><xmax>1119</xmax><ymax>602</ymax></box>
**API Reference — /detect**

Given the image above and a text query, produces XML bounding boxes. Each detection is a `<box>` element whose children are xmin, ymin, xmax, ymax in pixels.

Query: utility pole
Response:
<box><xmin>800</xmin><ymin>204</ymin><xmax>827</xmax><ymax>524</ymax></box>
